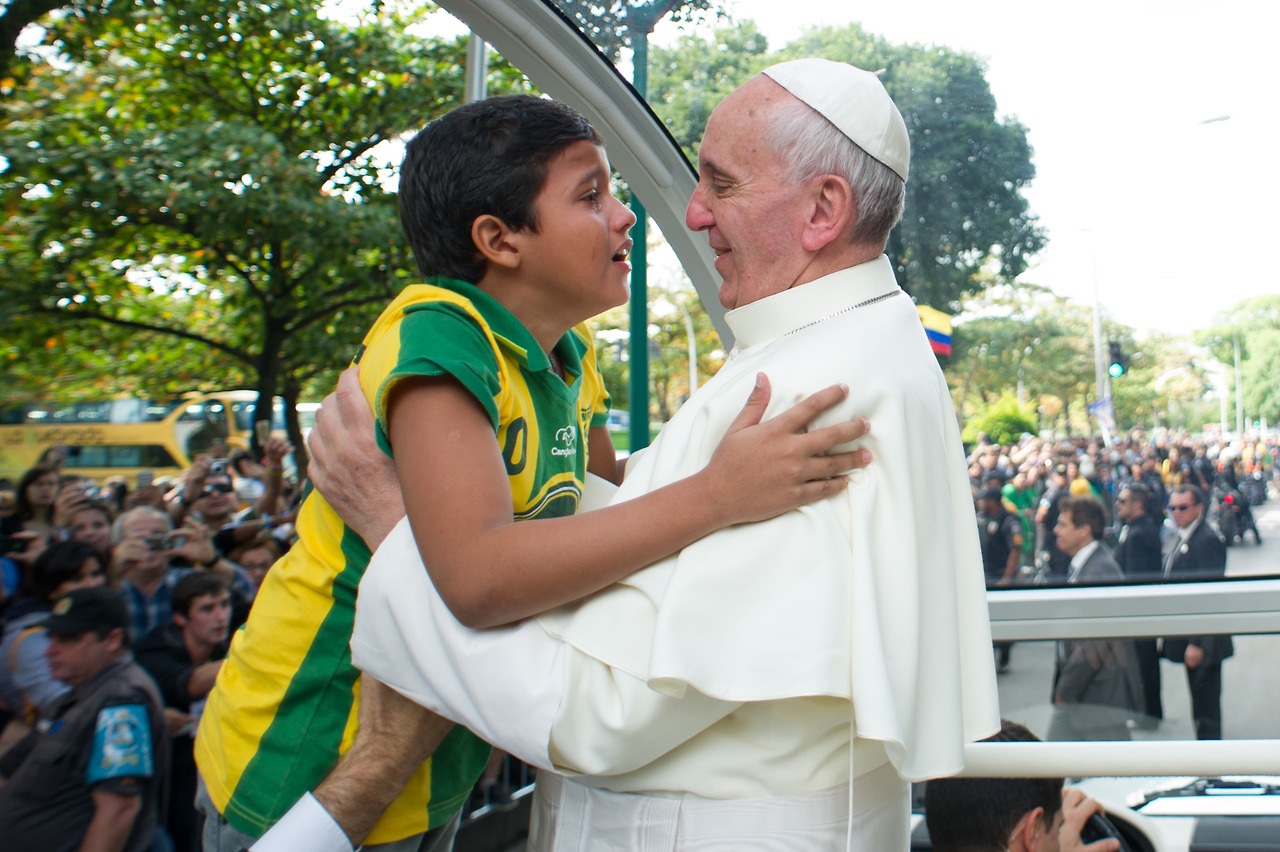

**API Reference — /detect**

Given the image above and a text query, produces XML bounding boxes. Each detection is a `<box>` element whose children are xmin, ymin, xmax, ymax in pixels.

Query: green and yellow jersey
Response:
<box><xmin>195</xmin><ymin>278</ymin><xmax>610</xmax><ymax>842</ymax></box>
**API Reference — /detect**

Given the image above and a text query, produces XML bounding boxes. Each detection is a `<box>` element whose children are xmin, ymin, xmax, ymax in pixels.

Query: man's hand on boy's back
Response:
<box><xmin>308</xmin><ymin>367</ymin><xmax>873</xmax><ymax>553</ymax></box>
<box><xmin>307</xmin><ymin>368</ymin><xmax>405</xmax><ymax>549</ymax></box>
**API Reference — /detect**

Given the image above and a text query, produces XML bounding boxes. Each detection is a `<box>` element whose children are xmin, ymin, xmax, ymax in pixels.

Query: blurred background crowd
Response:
<box><xmin>967</xmin><ymin>430</ymin><xmax>1274</xmax><ymax>584</ymax></box>
<box><xmin>0</xmin><ymin>438</ymin><xmax>300</xmax><ymax>850</ymax></box>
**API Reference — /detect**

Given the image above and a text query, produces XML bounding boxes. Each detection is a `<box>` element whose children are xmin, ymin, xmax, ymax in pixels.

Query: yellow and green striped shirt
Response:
<box><xmin>195</xmin><ymin>278</ymin><xmax>610</xmax><ymax>842</ymax></box>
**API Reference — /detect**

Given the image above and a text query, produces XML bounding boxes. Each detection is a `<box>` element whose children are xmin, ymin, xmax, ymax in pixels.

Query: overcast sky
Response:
<box><xmin>655</xmin><ymin>0</ymin><xmax>1279</xmax><ymax>337</ymax></box>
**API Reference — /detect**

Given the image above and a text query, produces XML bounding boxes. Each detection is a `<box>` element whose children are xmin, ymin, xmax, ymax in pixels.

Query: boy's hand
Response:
<box><xmin>308</xmin><ymin>367</ymin><xmax>406</xmax><ymax>548</ymax></box>
<box><xmin>702</xmin><ymin>373</ymin><xmax>871</xmax><ymax>526</ymax></box>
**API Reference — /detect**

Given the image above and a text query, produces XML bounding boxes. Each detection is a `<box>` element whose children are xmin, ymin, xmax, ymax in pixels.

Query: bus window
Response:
<box><xmin>174</xmin><ymin>400</ymin><xmax>230</xmax><ymax>460</ymax></box>
<box><xmin>74</xmin><ymin>444</ymin><xmax>180</xmax><ymax>469</ymax></box>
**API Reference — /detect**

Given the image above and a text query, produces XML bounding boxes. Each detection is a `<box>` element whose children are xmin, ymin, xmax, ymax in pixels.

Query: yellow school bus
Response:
<box><xmin>0</xmin><ymin>391</ymin><xmax>307</xmax><ymax>486</ymax></box>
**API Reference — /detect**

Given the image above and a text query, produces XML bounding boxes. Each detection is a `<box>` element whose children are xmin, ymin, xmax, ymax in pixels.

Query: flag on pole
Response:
<box><xmin>917</xmin><ymin>305</ymin><xmax>953</xmax><ymax>356</ymax></box>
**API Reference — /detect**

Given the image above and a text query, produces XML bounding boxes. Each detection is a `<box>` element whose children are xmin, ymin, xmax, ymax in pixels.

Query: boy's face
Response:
<box><xmin>515</xmin><ymin>140</ymin><xmax>635</xmax><ymax>325</ymax></box>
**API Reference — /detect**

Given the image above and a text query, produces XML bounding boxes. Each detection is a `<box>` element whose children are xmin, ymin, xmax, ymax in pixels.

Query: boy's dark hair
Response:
<box><xmin>26</xmin><ymin>540</ymin><xmax>102</xmax><ymax>601</ymax></box>
<box><xmin>924</xmin><ymin>720</ymin><xmax>1063</xmax><ymax>852</ymax></box>
<box><xmin>173</xmin><ymin>572</ymin><xmax>230</xmax><ymax>620</ymax></box>
<box><xmin>398</xmin><ymin>95</ymin><xmax>604</xmax><ymax>283</ymax></box>
<box><xmin>1059</xmin><ymin>495</ymin><xmax>1107</xmax><ymax>542</ymax></box>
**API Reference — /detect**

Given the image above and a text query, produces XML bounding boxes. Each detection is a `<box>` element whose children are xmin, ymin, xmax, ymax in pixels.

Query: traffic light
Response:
<box><xmin>1108</xmin><ymin>341</ymin><xmax>1128</xmax><ymax>377</ymax></box>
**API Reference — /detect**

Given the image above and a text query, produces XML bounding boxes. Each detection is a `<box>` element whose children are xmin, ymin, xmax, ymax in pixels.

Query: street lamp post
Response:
<box><xmin>1234</xmin><ymin>332</ymin><xmax>1244</xmax><ymax>437</ymax></box>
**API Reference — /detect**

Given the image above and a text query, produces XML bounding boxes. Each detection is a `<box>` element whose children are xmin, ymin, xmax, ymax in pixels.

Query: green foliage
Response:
<box><xmin>1196</xmin><ymin>294</ymin><xmax>1280</xmax><ymax>428</ymax></box>
<box><xmin>0</xmin><ymin>0</ymin><xmax>527</xmax><ymax>452</ymax></box>
<box><xmin>647</xmin><ymin>22</ymin><xmax>1044</xmax><ymax>313</ymax></box>
<box><xmin>646</xmin><ymin>19</ymin><xmax>772</xmax><ymax>162</ymax></box>
<box><xmin>962</xmin><ymin>393</ymin><xmax>1037</xmax><ymax>446</ymax></box>
<box><xmin>552</xmin><ymin>0</ymin><xmax>720</xmax><ymax>60</ymax></box>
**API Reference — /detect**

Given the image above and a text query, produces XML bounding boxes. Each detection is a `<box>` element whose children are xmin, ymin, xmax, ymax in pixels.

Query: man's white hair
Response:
<box><xmin>763</xmin><ymin>93</ymin><xmax>905</xmax><ymax>248</ymax></box>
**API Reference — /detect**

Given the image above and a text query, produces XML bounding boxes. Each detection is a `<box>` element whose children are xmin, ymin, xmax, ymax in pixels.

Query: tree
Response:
<box><xmin>645</xmin><ymin>20</ymin><xmax>771</xmax><ymax>162</ymax></box>
<box><xmin>962</xmin><ymin>393</ymin><xmax>1037</xmax><ymax>446</ymax></box>
<box><xmin>776</xmin><ymin>26</ymin><xmax>1045</xmax><ymax>311</ymax></box>
<box><xmin>1</xmin><ymin>0</ymin><xmax>527</xmax><ymax>457</ymax></box>
<box><xmin>554</xmin><ymin>0</ymin><xmax>720</xmax><ymax>60</ymax></box>
<box><xmin>948</xmin><ymin>285</ymin><xmax>1102</xmax><ymax>438</ymax></box>
<box><xmin>1197</xmin><ymin>294</ymin><xmax>1280</xmax><ymax>428</ymax></box>
<box><xmin>647</xmin><ymin>22</ymin><xmax>1044</xmax><ymax>313</ymax></box>
<box><xmin>1</xmin><ymin>0</ymin><xmax>119</xmax><ymax>83</ymax></box>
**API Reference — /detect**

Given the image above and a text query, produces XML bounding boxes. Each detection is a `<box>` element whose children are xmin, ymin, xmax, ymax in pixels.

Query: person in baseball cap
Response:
<box><xmin>1</xmin><ymin>586</ymin><xmax>167</xmax><ymax>852</ymax></box>
<box><xmin>42</xmin><ymin>585</ymin><xmax>130</xmax><ymax>639</ymax></box>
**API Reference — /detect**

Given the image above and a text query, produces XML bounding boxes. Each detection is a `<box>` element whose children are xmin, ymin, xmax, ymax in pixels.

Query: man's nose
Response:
<box><xmin>685</xmin><ymin>185</ymin><xmax>712</xmax><ymax>232</ymax></box>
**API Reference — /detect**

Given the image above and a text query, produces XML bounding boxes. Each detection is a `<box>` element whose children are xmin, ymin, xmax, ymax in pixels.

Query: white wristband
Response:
<box><xmin>251</xmin><ymin>791</ymin><xmax>353</xmax><ymax>852</ymax></box>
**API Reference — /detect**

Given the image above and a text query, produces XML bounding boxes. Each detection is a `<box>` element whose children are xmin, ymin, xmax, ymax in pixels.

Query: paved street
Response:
<box><xmin>996</xmin><ymin>497</ymin><xmax>1280</xmax><ymax>742</ymax></box>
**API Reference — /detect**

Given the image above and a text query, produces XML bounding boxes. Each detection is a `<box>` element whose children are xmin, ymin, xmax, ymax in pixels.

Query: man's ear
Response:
<box><xmin>172</xmin><ymin>612</ymin><xmax>188</xmax><ymax>629</ymax></box>
<box><xmin>471</xmin><ymin>214</ymin><xmax>522</xmax><ymax>270</ymax></box>
<box><xmin>1009</xmin><ymin>806</ymin><xmax>1046</xmax><ymax>852</ymax></box>
<box><xmin>104</xmin><ymin>627</ymin><xmax>126</xmax><ymax>653</ymax></box>
<box><xmin>800</xmin><ymin>174</ymin><xmax>855</xmax><ymax>253</ymax></box>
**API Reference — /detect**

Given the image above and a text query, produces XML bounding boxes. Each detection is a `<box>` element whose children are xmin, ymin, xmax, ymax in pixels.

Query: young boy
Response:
<box><xmin>196</xmin><ymin>95</ymin><xmax>864</xmax><ymax>851</ymax></box>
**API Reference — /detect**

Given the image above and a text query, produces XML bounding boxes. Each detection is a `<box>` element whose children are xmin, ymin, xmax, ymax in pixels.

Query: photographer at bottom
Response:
<box><xmin>924</xmin><ymin>720</ymin><xmax>1119</xmax><ymax>852</ymax></box>
<box><xmin>0</xmin><ymin>587</ymin><xmax>168</xmax><ymax>852</ymax></box>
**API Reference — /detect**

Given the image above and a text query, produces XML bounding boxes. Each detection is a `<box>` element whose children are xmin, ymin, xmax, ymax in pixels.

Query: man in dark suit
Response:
<box><xmin>1113</xmin><ymin>484</ymin><xmax>1164</xmax><ymax>727</ymax></box>
<box><xmin>1161</xmin><ymin>484</ymin><xmax>1232</xmax><ymax>740</ymax></box>
<box><xmin>1048</xmin><ymin>496</ymin><xmax>1144</xmax><ymax>742</ymax></box>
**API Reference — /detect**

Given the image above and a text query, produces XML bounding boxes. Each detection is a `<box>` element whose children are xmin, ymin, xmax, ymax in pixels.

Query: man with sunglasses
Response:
<box><xmin>187</xmin><ymin>471</ymin><xmax>280</xmax><ymax>558</ymax></box>
<box><xmin>1160</xmin><ymin>484</ymin><xmax>1232</xmax><ymax>739</ymax></box>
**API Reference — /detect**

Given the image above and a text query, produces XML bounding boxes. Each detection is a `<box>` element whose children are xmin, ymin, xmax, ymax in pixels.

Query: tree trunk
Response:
<box><xmin>251</xmin><ymin>320</ymin><xmax>287</xmax><ymax>457</ymax></box>
<box><xmin>280</xmin><ymin>379</ymin><xmax>309</xmax><ymax>478</ymax></box>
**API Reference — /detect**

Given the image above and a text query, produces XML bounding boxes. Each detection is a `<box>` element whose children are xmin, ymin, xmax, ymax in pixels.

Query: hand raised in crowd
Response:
<box><xmin>307</xmin><ymin>367</ymin><xmax>403</xmax><ymax>548</ymax></box>
<box><xmin>262</xmin><ymin>435</ymin><xmax>293</xmax><ymax>468</ymax></box>
<box><xmin>52</xmin><ymin>483</ymin><xmax>93</xmax><ymax>528</ymax></box>
<box><xmin>111</xmin><ymin>528</ymin><xmax>158</xmax><ymax>574</ymax></box>
<box><xmin>169</xmin><ymin>455</ymin><xmax>212</xmax><ymax>518</ymax></box>
<box><xmin>169</xmin><ymin>522</ymin><xmax>217</xmax><ymax>565</ymax></box>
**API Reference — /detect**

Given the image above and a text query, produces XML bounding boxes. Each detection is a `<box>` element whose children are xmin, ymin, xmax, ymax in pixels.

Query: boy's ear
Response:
<box><xmin>471</xmin><ymin>214</ymin><xmax>522</xmax><ymax>270</ymax></box>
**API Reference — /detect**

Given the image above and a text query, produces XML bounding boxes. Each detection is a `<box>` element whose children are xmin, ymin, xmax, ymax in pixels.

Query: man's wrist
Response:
<box><xmin>250</xmin><ymin>791</ymin><xmax>353</xmax><ymax>852</ymax></box>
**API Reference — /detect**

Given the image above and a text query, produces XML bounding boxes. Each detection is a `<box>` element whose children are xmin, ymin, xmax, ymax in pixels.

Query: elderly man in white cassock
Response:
<box><xmin>268</xmin><ymin>59</ymin><xmax>999</xmax><ymax>850</ymax></box>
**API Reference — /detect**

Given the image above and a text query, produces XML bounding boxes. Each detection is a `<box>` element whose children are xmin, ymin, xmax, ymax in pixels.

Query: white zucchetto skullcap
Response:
<box><xmin>761</xmin><ymin>58</ymin><xmax>910</xmax><ymax>182</ymax></box>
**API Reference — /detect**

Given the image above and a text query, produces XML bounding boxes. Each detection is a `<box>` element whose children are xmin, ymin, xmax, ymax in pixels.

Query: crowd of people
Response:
<box><xmin>0</xmin><ymin>47</ymin><xmax>1276</xmax><ymax>851</ymax></box>
<box><xmin>971</xmin><ymin>430</ymin><xmax>1276</xmax><ymax>742</ymax></box>
<box><xmin>0</xmin><ymin>438</ymin><xmax>300</xmax><ymax>851</ymax></box>
<box><xmin>968</xmin><ymin>432</ymin><xmax>1273</xmax><ymax>576</ymax></box>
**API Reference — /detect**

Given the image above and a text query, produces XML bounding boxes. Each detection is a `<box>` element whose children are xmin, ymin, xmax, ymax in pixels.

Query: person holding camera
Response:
<box><xmin>110</xmin><ymin>506</ymin><xmax>254</xmax><ymax>642</ymax></box>
<box><xmin>0</xmin><ymin>465</ymin><xmax>61</xmax><ymax>572</ymax></box>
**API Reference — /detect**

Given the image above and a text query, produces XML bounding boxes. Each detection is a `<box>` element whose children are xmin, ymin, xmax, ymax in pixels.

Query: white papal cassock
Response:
<box><xmin>351</xmin><ymin>255</ymin><xmax>1000</xmax><ymax>850</ymax></box>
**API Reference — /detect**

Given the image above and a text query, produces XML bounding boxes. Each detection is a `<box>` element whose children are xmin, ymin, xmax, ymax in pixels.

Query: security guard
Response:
<box><xmin>0</xmin><ymin>586</ymin><xmax>167</xmax><ymax>852</ymax></box>
<box><xmin>977</xmin><ymin>486</ymin><xmax>1023</xmax><ymax>673</ymax></box>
